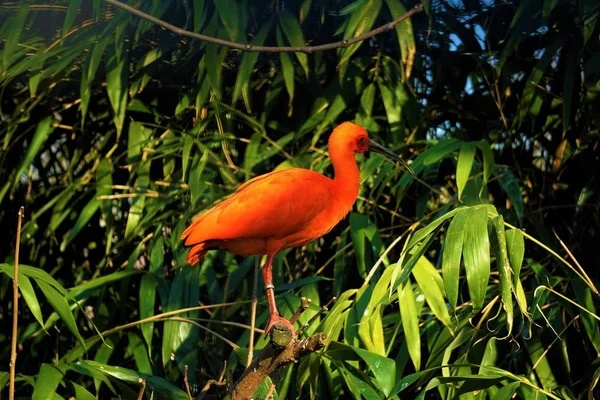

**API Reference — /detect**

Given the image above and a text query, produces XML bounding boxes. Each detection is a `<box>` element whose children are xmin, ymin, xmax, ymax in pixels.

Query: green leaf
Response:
<box><xmin>0</xmin><ymin>6</ymin><xmax>28</xmax><ymax>74</ymax></box>
<box><xmin>205</xmin><ymin>44</ymin><xmax>226</xmax><ymax>99</ymax></box>
<box><xmin>412</xmin><ymin>256</ymin><xmax>453</xmax><ymax>331</ymax></box>
<box><xmin>127</xmin><ymin>332</ymin><xmax>153</xmax><ymax>374</ymax></box>
<box><xmin>0</xmin><ymin>266</ymin><xmax>45</xmax><ymax>329</ymax></box>
<box><xmin>32</xmin><ymin>363</ymin><xmax>65</xmax><ymax>400</ymax></box>
<box><xmin>139</xmin><ymin>273</ymin><xmax>158</xmax><ymax>354</ymax></box>
<box><xmin>385</xmin><ymin>0</ymin><xmax>416</xmax><ymax>79</ymax></box>
<box><xmin>277</xmin><ymin>27</ymin><xmax>295</xmax><ymax>108</ymax></box>
<box><xmin>213</xmin><ymin>0</ymin><xmax>241</xmax><ymax>42</ymax></box>
<box><xmin>338</xmin><ymin>0</ymin><xmax>382</xmax><ymax>80</ymax></box>
<box><xmin>462</xmin><ymin>205</ymin><xmax>491</xmax><ymax>313</ymax></box>
<box><xmin>62</xmin><ymin>0</ymin><xmax>82</xmax><ymax>36</ymax></box>
<box><xmin>105</xmin><ymin>35</ymin><xmax>129</xmax><ymax>139</ymax></box>
<box><xmin>505</xmin><ymin>228</ymin><xmax>525</xmax><ymax>283</ymax></box>
<box><xmin>70</xmin><ymin>360</ymin><xmax>188</xmax><ymax>399</ymax></box>
<box><xmin>336</xmin><ymin>361</ymin><xmax>383</xmax><ymax>400</ymax></box>
<box><xmin>79</xmin><ymin>37</ymin><xmax>109</xmax><ymax>127</ymax></box>
<box><xmin>68</xmin><ymin>269</ymin><xmax>143</xmax><ymax>300</ymax></box>
<box><xmin>125</xmin><ymin>121</ymin><xmax>152</xmax><ymax>238</ymax></box>
<box><xmin>389</xmin><ymin>370</ymin><xmax>428</xmax><ymax>397</ymax></box>
<box><xmin>457</xmin><ymin>143</ymin><xmax>476</xmax><ymax>200</ymax></box>
<box><xmin>442</xmin><ymin>208</ymin><xmax>470</xmax><ymax>309</ymax></box>
<box><xmin>475</xmin><ymin>140</ymin><xmax>495</xmax><ymax>187</ymax></box>
<box><xmin>0</xmin><ymin>264</ymin><xmax>67</xmax><ymax>295</ymax></box>
<box><xmin>278</xmin><ymin>10</ymin><xmax>309</xmax><ymax>77</ymax></box>
<box><xmin>61</xmin><ymin>197</ymin><xmax>100</xmax><ymax>251</ymax></box>
<box><xmin>562</xmin><ymin>47</ymin><xmax>578</xmax><ymax>136</ymax></box>
<box><xmin>516</xmin><ymin>36</ymin><xmax>566</xmax><ymax>125</ymax></box>
<box><xmin>327</xmin><ymin>342</ymin><xmax>395</xmax><ymax>396</ymax></box>
<box><xmin>492</xmin><ymin>215</ymin><xmax>514</xmax><ymax>335</ymax></box>
<box><xmin>399</xmin><ymin>280</ymin><xmax>420</xmax><ymax>371</ymax></box>
<box><xmin>573</xmin><ymin>279</ymin><xmax>600</xmax><ymax>354</ymax></box>
<box><xmin>96</xmin><ymin>158</ymin><xmax>113</xmax><ymax>228</ymax></box>
<box><xmin>1</xmin><ymin>117</ymin><xmax>53</xmax><ymax>202</ymax></box>
<box><xmin>70</xmin><ymin>381</ymin><xmax>96</xmax><ymax>400</ymax></box>
<box><xmin>232</xmin><ymin>23</ymin><xmax>271</xmax><ymax>105</ymax></box>
<box><xmin>37</xmin><ymin>280</ymin><xmax>85</xmax><ymax>347</ymax></box>
<box><xmin>409</xmin><ymin>207</ymin><xmax>463</xmax><ymax>249</ymax></box>
<box><xmin>492</xmin><ymin>381</ymin><xmax>520</xmax><ymax>400</ymax></box>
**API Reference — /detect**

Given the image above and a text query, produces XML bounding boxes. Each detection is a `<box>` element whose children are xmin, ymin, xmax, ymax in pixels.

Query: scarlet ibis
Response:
<box><xmin>181</xmin><ymin>122</ymin><xmax>412</xmax><ymax>336</ymax></box>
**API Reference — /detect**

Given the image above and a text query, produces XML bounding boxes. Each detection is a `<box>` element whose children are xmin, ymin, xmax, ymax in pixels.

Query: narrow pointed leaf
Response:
<box><xmin>399</xmin><ymin>280</ymin><xmax>421</xmax><ymax>371</ymax></box>
<box><xmin>457</xmin><ymin>143</ymin><xmax>476</xmax><ymax>200</ymax></box>
<box><xmin>463</xmin><ymin>206</ymin><xmax>491</xmax><ymax>313</ymax></box>
<box><xmin>442</xmin><ymin>208</ymin><xmax>470</xmax><ymax>309</ymax></box>
<box><xmin>37</xmin><ymin>280</ymin><xmax>85</xmax><ymax>347</ymax></box>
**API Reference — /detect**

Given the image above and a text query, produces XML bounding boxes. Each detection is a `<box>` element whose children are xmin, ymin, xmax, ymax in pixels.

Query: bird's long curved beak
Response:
<box><xmin>368</xmin><ymin>139</ymin><xmax>415</xmax><ymax>176</ymax></box>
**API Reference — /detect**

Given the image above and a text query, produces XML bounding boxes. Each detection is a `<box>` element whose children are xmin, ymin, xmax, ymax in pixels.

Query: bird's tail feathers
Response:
<box><xmin>187</xmin><ymin>243</ymin><xmax>208</xmax><ymax>266</ymax></box>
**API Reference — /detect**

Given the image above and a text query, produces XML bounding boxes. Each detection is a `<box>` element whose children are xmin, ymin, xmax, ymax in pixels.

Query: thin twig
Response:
<box><xmin>503</xmin><ymin>221</ymin><xmax>595</xmax><ymax>294</ymax></box>
<box><xmin>532</xmin><ymin>315</ymin><xmax>579</xmax><ymax>370</ymax></box>
<box><xmin>166</xmin><ymin>317</ymin><xmax>239</xmax><ymax>349</ymax></box>
<box><xmin>136</xmin><ymin>377</ymin><xmax>146</xmax><ymax>400</ymax></box>
<box><xmin>555</xmin><ymin>232</ymin><xmax>598</xmax><ymax>294</ymax></box>
<box><xmin>188</xmin><ymin>317</ymin><xmax>265</xmax><ymax>334</ymax></box>
<box><xmin>248</xmin><ymin>257</ymin><xmax>260</xmax><ymax>367</ymax></box>
<box><xmin>197</xmin><ymin>361</ymin><xmax>227</xmax><ymax>400</ymax></box>
<box><xmin>184</xmin><ymin>365</ymin><xmax>193</xmax><ymax>400</ymax></box>
<box><xmin>103</xmin><ymin>0</ymin><xmax>425</xmax><ymax>54</ymax></box>
<box><xmin>9</xmin><ymin>206</ymin><xmax>24</xmax><ymax>400</ymax></box>
<box><xmin>297</xmin><ymin>297</ymin><xmax>336</xmax><ymax>335</ymax></box>
<box><xmin>289</xmin><ymin>297</ymin><xmax>311</xmax><ymax>325</ymax></box>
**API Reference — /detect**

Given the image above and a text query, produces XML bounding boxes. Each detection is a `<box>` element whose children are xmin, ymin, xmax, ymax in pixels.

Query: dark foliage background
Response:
<box><xmin>0</xmin><ymin>0</ymin><xmax>599</xmax><ymax>398</ymax></box>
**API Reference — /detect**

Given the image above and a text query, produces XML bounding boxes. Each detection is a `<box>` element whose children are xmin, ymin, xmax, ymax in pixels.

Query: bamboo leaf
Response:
<box><xmin>457</xmin><ymin>143</ymin><xmax>476</xmax><ymax>200</ymax></box>
<box><xmin>463</xmin><ymin>206</ymin><xmax>491</xmax><ymax>313</ymax></box>
<box><xmin>413</xmin><ymin>256</ymin><xmax>453</xmax><ymax>331</ymax></box>
<box><xmin>278</xmin><ymin>10</ymin><xmax>309</xmax><ymax>77</ymax></box>
<box><xmin>399</xmin><ymin>280</ymin><xmax>421</xmax><ymax>371</ymax></box>
<box><xmin>277</xmin><ymin>27</ymin><xmax>295</xmax><ymax>108</ymax></box>
<box><xmin>62</xmin><ymin>0</ymin><xmax>82</xmax><ymax>37</ymax></box>
<box><xmin>61</xmin><ymin>197</ymin><xmax>100</xmax><ymax>251</ymax></box>
<box><xmin>505</xmin><ymin>229</ymin><xmax>525</xmax><ymax>284</ymax></box>
<box><xmin>37</xmin><ymin>280</ymin><xmax>85</xmax><ymax>347</ymax></box>
<box><xmin>32</xmin><ymin>363</ymin><xmax>65</xmax><ymax>400</ymax></box>
<box><xmin>385</xmin><ymin>0</ymin><xmax>416</xmax><ymax>79</ymax></box>
<box><xmin>70</xmin><ymin>360</ymin><xmax>189</xmax><ymax>399</ymax></box>
<box><xmin>442</xmin><ymin>208</ymin><xmax>470</xmax><ymax>309</ymax></box>
<box><xmin>492</xmin><ymin>215</ymin><xmax>514</xmax><ymax>336</ymax></box>
<box><xmin>232</xmin><ymin>23</ymin><xmax>271</xmax><ymax>106</ymax></box>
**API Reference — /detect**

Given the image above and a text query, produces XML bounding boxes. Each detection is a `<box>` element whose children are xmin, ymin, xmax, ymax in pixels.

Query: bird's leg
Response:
<box><xmin>262</xmin><ymin>254</ymin><xmax>295</xmax><ymax>338</ymax></box>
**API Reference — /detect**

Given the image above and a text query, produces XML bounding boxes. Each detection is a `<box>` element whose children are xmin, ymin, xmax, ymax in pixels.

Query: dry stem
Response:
<box><xmin>9</xmin><ymin>206</ymin><xmax>24</xmax><ymax>400</ymax></box>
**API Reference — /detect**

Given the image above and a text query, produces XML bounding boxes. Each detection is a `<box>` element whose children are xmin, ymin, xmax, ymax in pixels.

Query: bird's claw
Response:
<box><xmin>264</xmin><ymin>314</ymin><xmax>296</xmax><ymax>339</ymax></box>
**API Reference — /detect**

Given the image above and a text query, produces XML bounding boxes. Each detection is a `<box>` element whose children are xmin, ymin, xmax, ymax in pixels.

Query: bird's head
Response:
<box><xmin>331</xmin><ymin>122</ymin><xmax>415</xmax><ymax>176</ymax></box>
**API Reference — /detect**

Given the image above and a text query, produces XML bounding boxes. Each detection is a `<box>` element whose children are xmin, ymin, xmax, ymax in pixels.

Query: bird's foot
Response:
<box><xmin>264</xmin><ymin>314</ymin><xmax>296</xmax><ymax>342</ymax></box>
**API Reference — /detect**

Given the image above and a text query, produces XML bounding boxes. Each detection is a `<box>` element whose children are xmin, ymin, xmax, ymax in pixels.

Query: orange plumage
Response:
<box><xmin>181</xmin><ymin>122</ymin><xmax>412</xmax><ymax>335</ymax></box>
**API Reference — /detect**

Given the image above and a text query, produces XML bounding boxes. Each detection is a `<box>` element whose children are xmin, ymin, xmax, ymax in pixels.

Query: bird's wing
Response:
<box><xmin>181</xmin><ymin>168</ymin><xmax>333</xmax><ymax>245</ymax></box>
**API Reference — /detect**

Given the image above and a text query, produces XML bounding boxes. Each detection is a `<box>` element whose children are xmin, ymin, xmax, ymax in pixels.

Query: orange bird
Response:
<box><xmin>181</xmin><ymin>122</ymin><xmax>412</xmax><ymax>336</ymax></box>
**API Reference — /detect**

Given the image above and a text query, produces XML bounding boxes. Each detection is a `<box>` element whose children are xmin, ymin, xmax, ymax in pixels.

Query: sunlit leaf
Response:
<box><xmin>37</xmin><ymin>280</ymin><xmax>85</xmax><ymax>347</ymax></box>
<box><xmin>463</xmin><ymin>205</ymin><xmax>491</xmax><ymax>313</ymax></box>
<box><xmin>32</xmin><ymin>363</ymin><xmax>65</xmax><ymax>400</ymax></box>
<box><xmin>442</xmin><ymin>208</ymin><xmax>470</xmax><ymax>309</ymax></box>
<box><xmin>399</xmin><ymin>280</ymin><xmax>420</xmax><ymax>371</ymax></box>
<box><xmin>457</xmin><ymin>143</ymin><xmax>476</xmax><ymax>200</ymax></box>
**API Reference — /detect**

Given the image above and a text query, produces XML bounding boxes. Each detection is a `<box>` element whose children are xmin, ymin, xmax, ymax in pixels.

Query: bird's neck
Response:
<box><xmin>331</xmin><ymin>149</ymin><xmax>361</xmax><ymax>214</ymax></box>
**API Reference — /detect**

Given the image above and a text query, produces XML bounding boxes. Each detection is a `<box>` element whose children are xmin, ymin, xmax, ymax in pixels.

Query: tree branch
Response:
<box><xmin>103</xmin><ymin>0</ymin><xmax>425</xmax><ymax>54</ymax></box>
<box><xmin>231</xmin><ymin>330</ymin><xmax>328</xmax><ymax>400</ymax></box>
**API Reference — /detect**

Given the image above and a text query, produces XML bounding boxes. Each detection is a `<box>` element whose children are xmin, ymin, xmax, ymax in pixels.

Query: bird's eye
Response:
<box><xmin>359</xmin><ymin>137</ymin><xmax>366</xmax><ymax>143</ymax></box>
